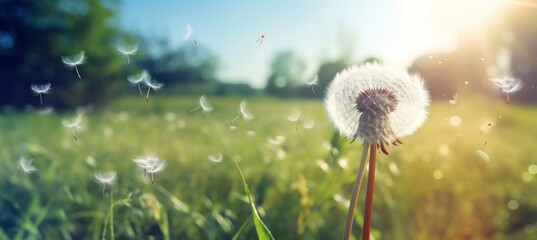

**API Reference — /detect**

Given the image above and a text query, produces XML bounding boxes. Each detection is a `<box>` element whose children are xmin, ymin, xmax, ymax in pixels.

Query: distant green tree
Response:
<box><xmin>314</xmin><ymin>59</ymin><xmax>349</xmax><ymax>98</ymax></box>
<box><xmin>265</xmin><ymin>50</ymin><xmax>306</xmax><ymax>97</ymax></box>
<box><xmin>139</xmin><ymin>44</ymin><xmax>220</xmax><ymax>86</ymax></box>
<box><xmin>0</xmin><ymin>0</ymin><xmax>127</xmax><ymax>109</ymax></box>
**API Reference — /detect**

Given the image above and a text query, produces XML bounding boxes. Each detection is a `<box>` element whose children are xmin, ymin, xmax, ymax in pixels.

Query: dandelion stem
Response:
<box><xmin>127</xmin><ymin>55</ymin><xmax>130</xmax><ymax>64</ymax></box>
<box><xmin>110</xmin><ymin>190</ymin><xmax>115</xmax><ymax>240</ymax></box>
<box><xmin>39</xmin><ymin>94</ymin><xmax>43</xmax><ymax>105</ymax></box>
<box><xmin>311</xmin><ymin>86</ymin><xmax>315</xmax><ymax>95</ymax></box>
<box><xmin>72</xmin><ymin>128</ymin><xmax>78</xmax><ymax>141</ymax></box>
<box><xmin>507</xmin><ymin>92</ymin><xmax>510</xmax><ymax>104</ymax></box>
<box><xmin>137</xmin><ymin>83</ymin><xmax>142</xmax><ymax>96</ymax></box>
<box><xmin>190</xmin><ymin>106</ymin><xmax>200</xmax><ymax>113</ymax></box>
<box><xmin>146</xmin><ymin>88</ymin><xmax>151</xmax><ymax>103</ymax></box>
<box><xmin>75</xmin><ymin>65</ymin><xmax>82</xmax><ymax>81</ymax></box>
<box><xmin>231</xmin><ymin>114</ymin><xmax>240</xmax><ymax>124</ymax></box>
<box><xmin>343</xmin><ymin>143</ymin><xmax>369</xmax><ymax>240</ymax></box>
<box><xmin>102</xmin><ymin>184</ymin><xmax>105</xmax><ymax>196</ymax></box>
<box><xmin>362</xmin><ymin>143</ymin><xmax>377</xmax><ymax>240</ymax></box>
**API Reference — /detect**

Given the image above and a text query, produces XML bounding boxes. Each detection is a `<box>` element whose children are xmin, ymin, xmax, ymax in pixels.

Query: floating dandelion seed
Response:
<box><xmin>475</xmin><ymin>150</ymin><xmax>490</xmax><ymax>162</ymax></box>
<box><xmin>230</xmin><ymin>100</ymin><xmax>254</xmax><ymax>125</ymax></box>
<box><xmin>61</xmin><ymin>114</ymin><xmax>83</xmax><ymax>141</ymax></box>
<box><xmin>480</xmin><ymin>121</ymin><xmax>494</xmax><ymax>134</ymax></box>
<box><xmin>302</xmin><ymin>120</ymin><xmax>314</xmax><ymax>130</ymax></box>
<box><xmin>143</xmin><ymin>77</ymin><xmax>164</xmax><ymax>103</ymax></box>
<box><xmin>208</xmin><ymin>154</ymin><xmax>223</xmax><ymax>163</ymax></box>
<box><xmin>246</xmin><ymin>130</ymin><xmax>256</xmax><ymax>136</ymax></box>
<box><xmin>117</xmin><ymin>43</ymin><xmax>138</xmax><ymax>64</ymax></box>
<box><xmin>30</xmin><ymin>83</ymin><xmax>51</xmax><ymax>105</ymax></box>
<box><xmin>325</xmin><ymin>64</ymin><xmax>429</xmax><ymax>240</ymax></box>
<box><xmin>267</xmin><ymin>136</ymin><xmax>285</xmax><ymax>152</ymax></box>
<box><xmin>19</xmin><ymin>156</ymin><xmax>37</xmax><ymax>174</ymax></box>
<box><xmin>184</xmin><ymin>23</ymin><xmax>193</xmax><ymax>41</ymax></box>
<box><xmin>447</xmin><ymin>92</ymin><xmax>458</xmax><ymax>108</ymax></box>
<box><xmin>287</xmin><ymin>110</ymin><xmax>301</xmax><ymax>131</ymax></box>
<box><xmin>305</xmin><ymin>75</ymin><xmax>319</xmax><ymax>94</ymax></box>
<box><xmin>209</xmin><ymin>154</ymin><xmax>223</xmax><ymax>171</ymax></box>
<box><xmin>127</xmin><ymin>70</ymin><xmax>148</xmax><ymax>96</ymax></box>
<box><xmin>61</xmin><ymin>51</ymin><xmax>86</xmax><ymax>81</ymax></box>
<box><xmin>256</xmin><ymin>34</ymin><xmax>265</xmax><ymax>44</ymax></box>
<box><xmin>94</xmin><ymin>171</ymin><xmax>117</xmax><ymax>195</ymax></box>
<box><xmin>133</xmin><ymin>155</ymin><xmax>166</xmax><ymax>184</ymax></box>
<box><xmin>490</xmin><ymin>75</ymin><xmax>523</xmax><ymax>104</ymax></box>
<box><xmin>190</xmin><ymin>95</ymin><xmax>213</xmax><ymax>113</ymax></box>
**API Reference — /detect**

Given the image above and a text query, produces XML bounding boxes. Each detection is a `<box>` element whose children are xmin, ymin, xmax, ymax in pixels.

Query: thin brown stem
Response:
<box><xmin>343</xmin><ymin>143</ymin><xmax>370</xmax><ymax>240</ymax></box>
<box><xmin>146</xmin><ymin>87</ymin><xmax>151</xmax><ymax>103</ymax></box>
<box><xmin>362</xmin><ymin>144</ymin><xmax>377</xmax><ymax>240</ymax></box>
<box><xmin>39</xmin><ymin>94</ymin><xmax>43</xmax><ymax>105</ymax></box>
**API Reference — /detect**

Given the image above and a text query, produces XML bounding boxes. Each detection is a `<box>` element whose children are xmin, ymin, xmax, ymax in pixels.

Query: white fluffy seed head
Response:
<box><xmin>19</xmin><ymin>157</ymin><xmax>37</xmax><ymax>174</ymax></box>
<box><xmin>61</xmin><ymin>51</ymin><xmax>86</xmax><ymax>66</ymax></box>
<box><xmin>239</xmin><ymin>100</ymin><xmax>254</xmax><ymax>120</ymax></box>
<box><xmin>61</xmin><ymin>114</ymin><xmax>83</xmax><ymax>129</ymax></box>
<box><xmin>117</xmin><ymin>43</ymin><xmax>139</xmax><ymax>55</ymax></box>
<box><xmin>490</xmin><ymin>75</ymin><xmax>523</xmax><ymax>93</ymax></box>
<box><xmin>199</xmin><ymin>95</ymin><xmax>213</xmax><ymax>112</ymax></box>
<box><xmin>94</xmin><ymin>171</ymin><xmax>117</xmax><ymax>185</ymax></box>
<box><xmin>324</xmin><ymin>64</ymin><xmax>429</xmax><ymax>144</ymax></box>
<box><xmin>30</xmin><ymin>83</ymin><xmax>52</xmax><ymax>94</ymax></box>
<box><xmin>128</xmin><ymin>70</ymin><xmax>148</xmax><ymax>84</ymax></box>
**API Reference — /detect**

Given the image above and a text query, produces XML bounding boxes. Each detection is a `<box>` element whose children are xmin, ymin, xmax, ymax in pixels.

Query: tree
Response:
<box><xmin>0</xmin><ymin>0</ymin><xmax>127</xmax><ymax>109</ymax></box>
<box><xmin>139</xmin><ymin>44</ymin><xmax>220</xmax><ymax>86</ymax></box>
<box><xmin>265</xmin><ymin>50</ymin><xmax>306</xmax><ymax>97</ymax></box>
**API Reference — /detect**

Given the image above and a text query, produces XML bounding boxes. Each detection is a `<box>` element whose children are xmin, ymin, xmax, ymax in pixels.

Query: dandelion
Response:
<box><xmin>490</xmin><ymin>75</ymin><xmax>523</xmax><ymax>104</ymax></box>
<box><xmin>127</xmin><ymin>70</ymin><xmax>148</xmax><ymax>96</ymax></box>
<box><xmin>94</xmin><ymin>171</ymin><xmax>117</xmax><ymax>195</ymax></box>
<box><xmin>190</xmin><ymin>95</ymin><xmax>213</xmax><ymax>113</ymax></box>
<box><xmin>133</xmin><ymin>156</ymin><xmax>166</xmax><ymax>184</ymax></box>
<box><xmin>231</xmin><ymin>100</ymin><xmax>254</xmax><ymax>125</ymax></box>
<box><xmin>61</xmin><ymin>114</ymin><xmax>83</xmax><ymax>141</ymax></box>
<box><xmin>19</xmin><ymin>156</ymin><xmax>37</xmax><ymax>174</ymax></box>
<box><xmin>447</xmin><ymin>92</ymin><xmax>458</xmax><ymax>108</ymax></box>
<box><xmin>184</xmin><ymin>23</ymin><xmax>193</xmax><ymax>41</ymax></box>
<box><xmin>208</xmin><ymin>154</ymin><xmax>223</xmax><ymax>163</ymax></box>
<box><xmin>117</xmin><ymin>43</ymin><xmax>138</xmax><ymax>64</ymax></box>
<box><xmin>475</xmin><ymin>150</ymin><xmax>490</xmax><ymax>162</ymax></box>
<box><xmin>267</xmin><ymin>136</ymin><xmax>285</xmax><ymax>152</ymax></box>
<box><xmin>287</xmin><ymin>109</ymin><xmax>300</xmax><ymax>131</ymax></box>
<box><xmin>256</xmin><ymin>34</ymin><xmax>265</xmax><ymax>44</ymax></box>
<box><xmin>143</xmin><ymin>77</ymin><xmax>164</xmax><ymax>103</ymax></box>
<box><xmin>325</xmin><ymin>64</ymin><xmax>429</xmax><ymax>240</ymax></box>
<box><xmin>305</xmin><ymin>75</ymin><xmax>318</xmax><ymax>94</ymax></box>
<box><xmin>30</xmin><ymin>83</ymin><xmax>51</xmax><ymax>105</ymax></box>
<box><xmin>209</xmin><ymin>154</ymin><xmax>223</xmax><ymax>171</ymax></box>
<box><xmin>62</xmin><ymin>51</ymin><xmax>86</xmax><ymax>81</ymax></box>
<box><xmin>302</xmin><ymin>120</ymin><xmax>314</xmax><ymax>130</ymax></box>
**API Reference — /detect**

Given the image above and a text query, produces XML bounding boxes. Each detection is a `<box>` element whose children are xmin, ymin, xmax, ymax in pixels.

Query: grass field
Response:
<box><xmin>1</xmin><ymin>95</ymin><xmax>537</xmax><ymax>239</ymax></box>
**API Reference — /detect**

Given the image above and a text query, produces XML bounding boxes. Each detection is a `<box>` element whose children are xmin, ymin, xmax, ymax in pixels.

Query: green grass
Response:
<box><xmin>1</xmin><ymin>95</ymin><xmax>537</xmax><ymax>239</ymax></box>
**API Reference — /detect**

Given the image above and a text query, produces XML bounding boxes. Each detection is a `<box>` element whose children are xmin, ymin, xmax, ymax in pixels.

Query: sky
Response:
<box><xmin>119</xmin><ymin>0</ymin><xmax>504</xmax><ymax>88</ymax></box>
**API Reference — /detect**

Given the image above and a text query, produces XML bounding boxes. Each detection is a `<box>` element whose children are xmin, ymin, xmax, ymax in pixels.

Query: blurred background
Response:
<box><xmin>1</xmin><ymin>0</ymin><xmax>537</xmax><ymax>239</ymax></box>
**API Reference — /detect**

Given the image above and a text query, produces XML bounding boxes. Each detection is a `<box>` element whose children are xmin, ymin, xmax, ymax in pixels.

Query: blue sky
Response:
<box><xmin>119</xmin><ymin>0</ymin><xmax>502</xmax><ymax>88</ymax></box>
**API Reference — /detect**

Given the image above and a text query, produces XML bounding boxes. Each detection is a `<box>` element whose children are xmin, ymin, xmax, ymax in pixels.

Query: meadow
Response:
<box><xmin>1</xmin><ymin>94</ymin><xmax>537</xmax><ymax>240</ymax></box>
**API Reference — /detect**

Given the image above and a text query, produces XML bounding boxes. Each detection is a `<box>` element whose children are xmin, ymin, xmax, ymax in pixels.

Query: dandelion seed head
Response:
<box><xmin>94</xmin><ymin>171</ymin><xmax>117</xmax><ymax>185</ymax></box>
<box><xmin>144</xmin><ymin>77</ymin><xmax>164</xmax><ymax>90</ymax></box>
<box><xmin>184</xmin><ymin>23</ymin><xmax>193</xmax><ymax>41</ymax></box>
<box><xmin>305</xmin><ymin>75</ymin><xmax>318</xmax><ymax>86</ymax></box>
<box><xmin>19</xmin><ymin>156</ymin><xmax>37</xmax><ymax>174</ymax></box>
<box><xmin>30</xmin><ymin>83</ymin><xmax>52</xmax><ymax>94</ymax></box>
<box><xmin>325</xmin><ymin>64</ymin><xmax>429</xmax><ymax>146</ymax></box>
<box><xmin>199</xmin><ymin>95</ymin><xmax>213</xmax><ymax>112</ymax></box>
<box><xmin>128</xmin><ymin>70</ymin><xmax>148</xmax><ymax>84</ymax></box>
<box><xmin>287</xmin><ymin>110</ymin><xmax>300</xmax><ymax>122</ymax></box>
<box><xmin>61</xmin><ymin>51</ymin><xmax>86</xmax><ymax>66</ymax></box>
<box><xmin>302</xmin><ymin>120</ymin><xmax>314</xmax><ymax>129</ymax></box>
<box><xmin>239</xmin><ymin>100</ymin><xmax>254</xmax><ymax>120</ymax></box>
<box><xmin>61</xmin><ymin>114</ymin><xmax>83</xmax><ymax>129</ymax></box>
<box><xmin>117</xmin><ymin>43</ymin><xmax>139</xmax><ymax>55</ymax></box>
<box><xmin>208</xmin><ymin>154</ymin><xmax>223</xmax><ymax>163</ymax></box>
<box><xmin>246</xmin><ymin>130</ymin><xmax>256</xmax><ymax>136</ymax></box>
<box><xmin>267</xmin><ymin>136</ymin><xmax>285</xmax><ymax>145</ymax></box>
<box><xmin>475</xmin><ymin>150</ymin><xmax>490</xmax><ymax>162</ymax></box>
<box><xmin>490</xmin><ymin>75</ymin><xmax>523</xmax><ymax>93</ymax></box>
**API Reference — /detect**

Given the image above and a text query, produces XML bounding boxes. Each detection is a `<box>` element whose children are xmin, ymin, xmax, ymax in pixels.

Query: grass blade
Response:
<box><xmin>231</xmin><ymin>215</ymin><xmax>252</xmax><ymax>240</ymax></box>
<box><xmin>233</xmin><ymin>160</ymin><xmax>275</xmax><ymax>240</ymax></box>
